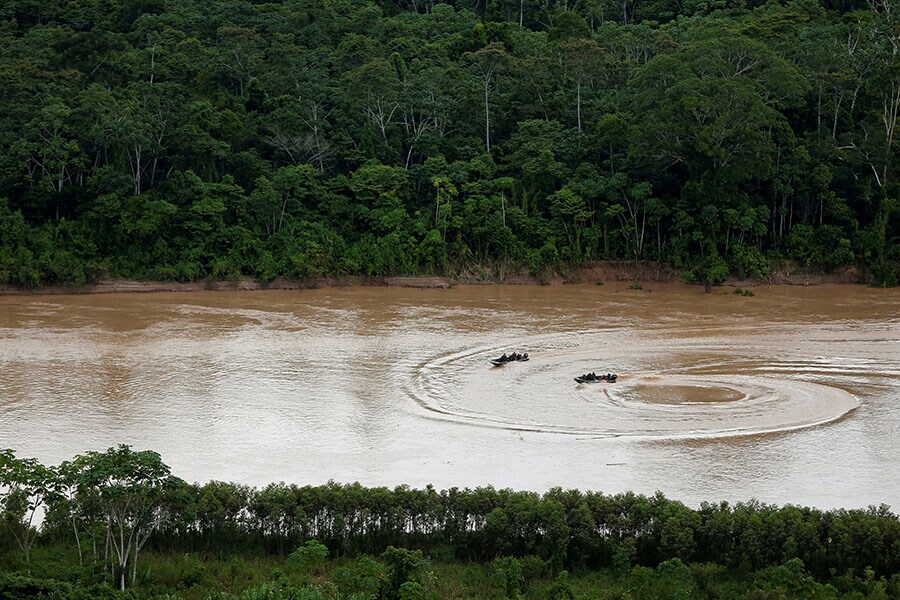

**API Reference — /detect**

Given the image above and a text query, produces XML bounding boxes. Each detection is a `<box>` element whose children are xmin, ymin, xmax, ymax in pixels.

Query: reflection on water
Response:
<box><xmin>0</xmin><ymin>283</ymin><xmax>898</xmax><ymax>510</ymax></box>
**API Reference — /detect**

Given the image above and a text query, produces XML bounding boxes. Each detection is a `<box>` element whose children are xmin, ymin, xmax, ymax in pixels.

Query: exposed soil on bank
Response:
<box><xmin>0</xmin><ymin>261</ymin><xmax>869</xmax><ymax>295</ymax></box>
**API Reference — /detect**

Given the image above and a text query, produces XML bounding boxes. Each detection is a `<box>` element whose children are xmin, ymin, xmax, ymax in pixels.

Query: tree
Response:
<box><xmin>465</xmin><ymin>43</ymin><xmax>513</xmax><ymax>154</ymax></box>
<box><xmin>598</xmin><ymin>175</ymin><xmax>653</xmax><ymax>260</ymax></box>
<box><xmin>251</xmin><ymin>165</ymin><xmax>321</xmax><ymax>236</ymax></box>
<box><xmin>346</xmin><ymin>59</ymin><xmax>402</xmax><ymax>146</ymax></box>
<box><xmin>265</xmin><ymin>93</ymin><xmax>335</xmax><ymax>171</ymax></box>
<box><xmin>503</xmin><ymin>120</ymin><xmax>569</xmax><ymax>216</ymax></box>
<box><xmin>431</xmin><ymin>176</ymin><xmax>457</xmax><ymax>239</ymax></box>
<box><xmin>397</xmin><ymin>66</ymin><xmax>455</xmax><ymax>169</ymax></box>
<box><xmin>560</xmin><ymin>38</ymin><xmax>606</xmax><ymax>133</ymax></box>
<box><xmin>214</xmin><ymin>26</ymin><xmax>266</xmax><ymax>98</ymax></box>
<box><xmin>630</xmin><ymin>29</ymin><xmax>808</xmax><ymax>186</ymax></box>
<box><xmin>11</xmin><ymin>97</ymin><xmax>84</xmax><ymax>219</ymax></box>
<box><xmin>0</xmin><ymin>450</ymin><xmax>57</xmax><ymax>570</ymax></box>
<box><xmin>74</xmin><ymin>445</ymin><xmax>184</xmax><ymax>590</ymax></box>
<box><xmin>549</xmin><ymin>186</ymin><xmax>590</xmax><ymax>249</ymax></box>
<box><xmin>550</xmin><ymin>12</ymin><xmax>604</xmax><ymax>132</ymax></box>
<box><xmin>350</xmin><ymin>162</ymin><xmax>411</xmax><ymax>235</ymax></box>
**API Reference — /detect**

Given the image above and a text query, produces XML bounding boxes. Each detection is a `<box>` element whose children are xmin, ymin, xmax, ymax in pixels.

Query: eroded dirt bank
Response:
<box><xmin>0</xmin><ymin>261</ymin><xmax>867</xmax><ymax>295</ymax></box>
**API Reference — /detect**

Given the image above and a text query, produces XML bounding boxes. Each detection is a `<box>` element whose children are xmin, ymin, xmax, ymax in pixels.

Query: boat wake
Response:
<box><xmin>402</xmin><ymin>332</ymin><xmax>860</xmax><ymax>440</ymax></box>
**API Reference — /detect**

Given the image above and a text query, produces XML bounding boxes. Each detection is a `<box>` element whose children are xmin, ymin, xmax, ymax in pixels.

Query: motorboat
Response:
<box><xmin>574</xmin><ymin>372</ymin><xmax>617</xmax><ymax>384</ymax></box>
<box><xmin>490</xmin><ymin>352</ymin><xmax>529</xmax><ymax>366</ymax></box>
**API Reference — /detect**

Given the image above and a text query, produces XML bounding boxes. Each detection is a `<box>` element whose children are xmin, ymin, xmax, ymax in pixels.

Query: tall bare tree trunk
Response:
<box><xmin>484</xmin><ymin>76</ymin><xmax>491</xmax><ymax>153</ymax></box>
<box><xmin>576</xmin><ymin>81</ymin><xmax>582</xmax><ymax>133</ymax></box>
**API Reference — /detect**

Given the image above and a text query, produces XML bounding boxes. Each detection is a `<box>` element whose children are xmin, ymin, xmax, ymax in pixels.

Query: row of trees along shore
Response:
<box><xmin>2</xmin><ymin>446</ymin><xmax>900</xmax><ymax>598</ymax></box>
<box><xmin>1</xmin><ymin>0</ymin><xmax>899</xmax><ymax>289</ymax></box>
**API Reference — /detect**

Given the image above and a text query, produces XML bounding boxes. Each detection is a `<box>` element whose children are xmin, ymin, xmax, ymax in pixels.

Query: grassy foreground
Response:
<box><xmin>2</xmin><ymin>542</ymin><xmax>899</xmax><ymax>599</ymax></box>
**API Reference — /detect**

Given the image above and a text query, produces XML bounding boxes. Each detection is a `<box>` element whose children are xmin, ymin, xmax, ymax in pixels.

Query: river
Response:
<box><xmin>0</xmin><ymin>282</ymin><xmax>897</xmax><ymax>510</ymax></box>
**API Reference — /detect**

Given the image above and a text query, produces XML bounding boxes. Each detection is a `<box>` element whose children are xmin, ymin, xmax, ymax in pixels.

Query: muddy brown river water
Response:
<box><xmin>0</xmin><ymin>282</ymin><xmax>898</xmax><ymax>510</ymax></box>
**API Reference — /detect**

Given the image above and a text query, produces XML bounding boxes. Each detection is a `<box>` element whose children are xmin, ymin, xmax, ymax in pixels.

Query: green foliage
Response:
<box><xmin>3</xmin><ymin>450</ymin><xmax>900</xmax><ymax>598</ymax></box>
<box><xmin>0</xmin><ymin>449</ymin><xmax>58</xmax><ymax>567</ymax></box>
<box><xmin>732</xmin><ymin>245</ymin><xmax>770</xmax><ymax>280</ymax></box>
<box><xmin>332</xmin><ymin>556</ymin><xmax>385</xmax><ymax>598</ymax></box>
<box><xmin>655</xmin><ymin>558</ymin><xmax>694</xmax><ymax>598</ymax></box>
<box><xmin>686</xmin><ymin>256</ymin><xmax>730</xmax><ymax>292</ymax></box>
<box><xmin>752</xmin><ymin>558</ymin><xmax>840</xmax><ymax>599</ymax></box>
<box><xmin>209</xmin><ymin>582</ymin><xmax>325</xmax><ymax>600</ymax></box>
<box><xmin>0</xmin><ymin>0</ymin><xmax>896</xmax><ymax>287</ymax></box>
<box><xmin>492</xmin><ymin>556</ymin><xmax>524</xmax><ymax>598</ymax></box>
<box><xmin>529</xmin><ymin>242</ymin><xmax>560</xmax><ymax>278</ymax></box>
<box><xmin>0</xmin><ymin>574</ymin><xmax>122</xmax><ymax>600</ymax></box>
<box><xmin>288</xmin><ymin>541</ymin><xmax>329</xmax><ymax>577</ymax></box>
<box><xmin>546</xmin><ymin>570</ymin><xmax>576</xmax><ymax>599</ymax></box>
<box><xmin>397</xmin><ymin>580</ymin><xmax>427</xmax><ymax>600</ymax></box>
<box><xmin>378</xmin><ymin>546</ymin><xmax>433</xmax><ymax>600</ymax></box>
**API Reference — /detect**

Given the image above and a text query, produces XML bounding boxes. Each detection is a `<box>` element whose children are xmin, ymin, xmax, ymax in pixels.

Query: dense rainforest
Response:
<box><xmin>1</xmin><ymin>0</ymin><xmax>898</xmax><ymax>288</ymax></box>
<box><xmin>2</xmin><ymin>446</ymin><xmax>900</xmax><ymax>599</ymax></box>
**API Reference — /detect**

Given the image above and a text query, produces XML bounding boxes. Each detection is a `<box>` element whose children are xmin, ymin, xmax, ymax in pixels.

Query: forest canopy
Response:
<box><xmin>0</xmin><ymin>0</ymin><xmax>898</xmax><ymax>286</ymax></box>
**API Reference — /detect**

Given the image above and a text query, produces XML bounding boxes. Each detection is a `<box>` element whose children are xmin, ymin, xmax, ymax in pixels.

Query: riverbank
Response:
<box><xmin>0</xmin><ymin>261</ymin><xmax>867</xmax><ymax>295</ymax></box>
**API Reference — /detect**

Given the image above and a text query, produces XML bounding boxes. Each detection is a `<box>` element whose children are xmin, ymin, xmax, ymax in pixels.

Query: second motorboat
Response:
<box><xmin>574</xmin><ymin>372</ymin><xmax>617</xmax><ymax>384</ymax></box>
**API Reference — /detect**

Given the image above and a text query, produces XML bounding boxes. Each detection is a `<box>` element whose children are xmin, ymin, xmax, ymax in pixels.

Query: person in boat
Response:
<box><xmin>499</xmin><ymin>353</ymin><xmax>508</xmax><ymax>362</ymax></box>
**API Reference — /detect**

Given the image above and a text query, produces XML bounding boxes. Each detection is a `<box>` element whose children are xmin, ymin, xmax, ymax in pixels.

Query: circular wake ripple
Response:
<box><xmin>404</xmin><ymin>334</ymin><xmax>860</xmax><ymax>439</ymax></box>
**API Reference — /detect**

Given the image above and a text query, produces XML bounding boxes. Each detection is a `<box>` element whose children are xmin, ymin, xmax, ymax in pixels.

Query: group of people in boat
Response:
<box><xmin>579</xmin><ymin>372</ymin><xmax>617</xmax><ymax>382</ymax></box>
<box><xmin>497</xmin><ymin>352</ymin><xmax>528</xmax><ymax>363</ymax></box>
